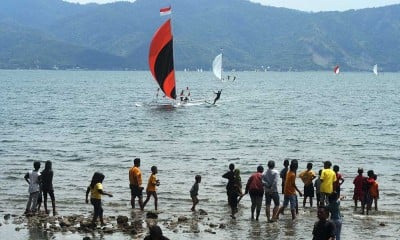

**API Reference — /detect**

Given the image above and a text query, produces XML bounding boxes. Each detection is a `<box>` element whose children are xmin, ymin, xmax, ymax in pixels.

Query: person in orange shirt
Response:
<box><xmin>370</xmin><ymin>174</ymin><xmax>379</xmax><ymax>211</ymax></box>
<box><xmin>273</xmin><ymin>159</ymin><xmax>303</xmax><ymax>221</ymax></box>
<box><xmin>143</xmin><ymin>166</ymin><xmax>160</xmax><ymax>211</ymax></box>
<box><xmin>299</xmin><ymin>162</ymin><xmax>316</xmax><ymax>208</ymax></box>
<box><xmin>129</xmin><ymin>158</ymin><xmax>144</xmax><ymax>209</ymax></box>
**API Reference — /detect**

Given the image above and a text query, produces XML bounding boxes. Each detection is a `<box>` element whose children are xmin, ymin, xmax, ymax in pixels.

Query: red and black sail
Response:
<box><xmin>149</xmin><ymin>19</ymin><xmax>176</xmax><ymax>100</ymax></box>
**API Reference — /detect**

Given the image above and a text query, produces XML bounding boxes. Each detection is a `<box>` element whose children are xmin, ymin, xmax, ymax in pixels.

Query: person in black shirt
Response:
<box><xmin>41</xmin><ymin>160</ymin><xmax>56</xmax><ymax>216</ymax></box>
<box><xmin>312</xmin><ymin>206</ymin><xmax>336</xmax><ymax>240</ymax></box>
<box><xmin>213</xmin><ymin>89</ymin><xmax>222</xmax><ymax>104</ymax></box>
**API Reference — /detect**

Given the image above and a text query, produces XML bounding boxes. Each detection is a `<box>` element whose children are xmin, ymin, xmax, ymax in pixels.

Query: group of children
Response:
<box><xmin>352</xmin><ymin>168</ymin><xmax>379</xmax><ymax>215</ymax></box>
<box><xmin>24</xmin><ymin>158</ymin><xmax>379</xmax><ymax>238</ymax></box>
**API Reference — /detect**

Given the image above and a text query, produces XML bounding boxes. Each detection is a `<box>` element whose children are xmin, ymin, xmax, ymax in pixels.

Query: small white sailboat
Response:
<box><xmin>212</xmin><ymin>52</ymin><xmax>223</xmax><ymax>80</ymax></box>
<box><xmin>373</xmin><ymin>64</ymin><xmax>378</xmax><ymax>75</ymax></box>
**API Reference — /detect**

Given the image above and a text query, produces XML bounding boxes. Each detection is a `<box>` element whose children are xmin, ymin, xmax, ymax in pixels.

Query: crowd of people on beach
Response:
<box><xmin>218</xmin><ymin>159</ymin><xmax>380</xmax><ymax>240</ymax></box>
<box><xmin>23</xmin><ymin>157</ymin><xmax>380</xmax><ymax>239</ymax></box>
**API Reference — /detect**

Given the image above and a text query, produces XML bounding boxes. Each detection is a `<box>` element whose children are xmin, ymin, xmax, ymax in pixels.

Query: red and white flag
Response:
<box><xmin>160</xmin><ymin>6</ymin><xmax>172</xmax><ymax>16</ymax></box>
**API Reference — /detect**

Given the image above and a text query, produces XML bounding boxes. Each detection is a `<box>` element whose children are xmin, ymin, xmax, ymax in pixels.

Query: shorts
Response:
<box><xmin>320</xmin><ymin>192</ymin><xmax>331</xmax><ymax>204</ymax></box>
<box><xmin>265</xmin><ymin>191</ymin><xmax>280</xmax><ymax>206</ymax></box>
<box><xmin>130</xmin><ymin>185</ymin><xmax>143</xmax><ymax>197</ymax></box>
<box><xmin>304</xmin><ymin>184</ymin><xmax>315</xmax><ymax>197</ymax></box>
<box><xmin>282</xmin><ymin>195</ymin><xmax>297</xmax><ymax>210</ymax></box>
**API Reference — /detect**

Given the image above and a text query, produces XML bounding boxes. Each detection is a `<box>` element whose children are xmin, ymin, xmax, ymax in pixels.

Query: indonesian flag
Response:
<box><xmin>160</xmin><ymin>6</ymin><xmax>171</xmax><ymax>16</ymax></box>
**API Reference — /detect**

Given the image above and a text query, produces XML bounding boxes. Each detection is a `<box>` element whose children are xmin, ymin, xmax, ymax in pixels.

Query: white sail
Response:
<box><xmin>212</xmin><ymin>53</ymin><xmax>222</xmax><ymax>80</ymax></box>
<box><xmin>373</xmin><ymin>64</ymin><xmax>378</xmax><ymax>75</ymax></box>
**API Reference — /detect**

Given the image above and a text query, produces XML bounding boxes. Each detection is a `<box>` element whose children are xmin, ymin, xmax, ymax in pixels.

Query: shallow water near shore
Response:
<box><xmin>1</xmin><ymin>70</ymin><xmax>400</xmax><ymax>239</ymax></box>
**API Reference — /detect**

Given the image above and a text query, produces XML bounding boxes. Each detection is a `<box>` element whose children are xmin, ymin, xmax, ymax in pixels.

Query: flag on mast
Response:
<box><xmin>160</xmin><ymin>6</ymin><xmax>172</xmax><ymax>16</ymax></box>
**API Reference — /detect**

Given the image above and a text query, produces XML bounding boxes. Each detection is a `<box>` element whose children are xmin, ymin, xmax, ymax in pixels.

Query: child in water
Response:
<box><xmin>24</xmin><ymin>161</ymin><xmax>41</xmax><ymax>214</ymax></box>
<box><xmin>314</xmin><ymin>169</ymin><xmax>322</xmax><ymax>207</ymax></box>
<box><xmin>85</xmin><ymin>172</ymin><xmax>113</xmax><ymax>226</ymax></box>
<box><xmin>370</xmin><ymin>174</ymin><xmax>379</xmax><ymax>211</ymax></box>
<box><xmin>361</xmin><ymin>170</ymin><xmax>375</xmax><ymax>215</ymax></box>
<box><xmin>312</xmin><ymin>206</ymin><xmax>336</xmax><ymax>240</ymax></box>
<box><xmin>41</xmin><ymin>160</ymin><xmax>56</xmax><ymax>216</ymax></box>
<box><xmin>327</xmin><ymin>193</ymin><xmax>342</xmax><ymax>240</ymax></box>
<box><xmin>353</xmin><ymin>168</ymin><xmax>365</xmax><ymax>211</ymax></box>
<box><xmin>190</xmin><ymin>175</ymin><xmax>201</xmax><ymax>211</ymax></box>
<box><xmin>143</xmin><ymin>166</ymin><xmax>160</xmax><ymax>211</ymax></box>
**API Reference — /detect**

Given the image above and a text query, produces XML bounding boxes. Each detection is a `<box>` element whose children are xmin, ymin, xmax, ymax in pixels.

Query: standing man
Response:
<box><xmin>262</xmin><ymin>160</ymin><xmax>280</xmax><ymax>222</ymax></box>
<box><xmin>333</xmin><ymin>165</ymin><xmax>344</xmax><ymax>198</ymax></box>
<box><xmin>245</xmin><ymin>165</ymin><xmax>264</xmax><ymax>220</ymax></box>
<box><xmin>320</xmin><ymin>161</ymin><xmax>337</xmax><ymax>206</ymax></box>
<box><xmin>273</xmin><ymin>159</ymin><xmax>302</xmax><ymax>221</ymax></box>
<box><xmin>129</xmin><ymin>158</ymin><xmax>144</xmax><ymax>209</ymax></box>
<box><xmin>279</xmin><ymin>159</ymin><xmax>290</xmax><ymax>194</ymax></box>
<box><xmin>222</xmin><ymin>163</ymin><xmax>235</xmax><ymax>205</ymax></box>
<box><xmin>299</xmin><ymin>162</ymin><xmax>316</xmax><ymax>208</ymax></box>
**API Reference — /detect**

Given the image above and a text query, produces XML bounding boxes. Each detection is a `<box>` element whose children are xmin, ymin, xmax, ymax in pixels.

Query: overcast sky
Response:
<box><xmin>64</xmin><ymin>0</ymin><xmax>400</xmax><ymax>12</ymax></box>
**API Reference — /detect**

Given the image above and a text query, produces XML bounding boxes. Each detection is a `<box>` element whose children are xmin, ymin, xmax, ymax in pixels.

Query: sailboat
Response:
<box><xmin>373</xmin><ymin>64</ymin><xmax>378</xmax><ymax>75</ymax></box>
<box><xmin>148</xmin><ymin>8</ymin><xmax>204</xmax><ymax>107</ymax></box>
<box><xmin>212</xmin><ymin>52</ymin><xmax>223</xmax><ymax>80</ymax></box>
<box><xmin>333</xmin><ymin>65</ymin><xmax>340</xmax><ymax>75</ymax></box>
<box><xmin>148</xmin><ymin>7</ymin><xmax>177</xmax><ymax>107</ymax></box>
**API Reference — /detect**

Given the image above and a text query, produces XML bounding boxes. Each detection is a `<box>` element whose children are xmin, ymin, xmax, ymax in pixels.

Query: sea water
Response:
<box><xmin>0</xmin><ymin>70</ymin><xmax>399</xmax><ymax>239</ymax></box>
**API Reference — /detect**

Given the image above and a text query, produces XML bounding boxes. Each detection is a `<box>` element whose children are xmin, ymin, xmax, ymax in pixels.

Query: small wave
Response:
<box><xmin>106</xmin><ymin>144</ymin><xmax>127</xmax><ymax>149</ymax></box>
<box><xmin>4</xmin><ymin>175</ymin><xmax>19</xmax><ymax>181</ymax></box>
<box><xmin>68</xmin><ymin>156</ymin><xmax>87</xmax><ymax>162</ymax></box>
<box><xmin>1</xmin><ymin>139</ymin><xmax>22</xmax><ymax>143</ymax></box>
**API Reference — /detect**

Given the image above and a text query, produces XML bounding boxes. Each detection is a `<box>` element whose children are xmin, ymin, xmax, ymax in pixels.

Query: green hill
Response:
<box><xmin>0</xmin><ymin>0</ymin><xmax>399</xmax><ymax>71</ymax></box>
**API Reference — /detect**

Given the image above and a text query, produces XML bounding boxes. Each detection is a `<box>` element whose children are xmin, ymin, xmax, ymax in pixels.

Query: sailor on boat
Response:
<box><xmin>180</xmin><ymin>90</ymin><xmax>185</xmax><ymax>102</ymax></box>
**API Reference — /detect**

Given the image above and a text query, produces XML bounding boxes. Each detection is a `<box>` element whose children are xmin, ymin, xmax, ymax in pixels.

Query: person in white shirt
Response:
<box><xmin>24</xmin><ymin>161</ymin><xmax>41</xmax><ymax>214</ymax></box>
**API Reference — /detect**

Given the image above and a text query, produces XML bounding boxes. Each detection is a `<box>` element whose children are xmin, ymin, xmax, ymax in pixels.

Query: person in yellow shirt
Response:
<box><xmin>85</xmin><ymin>172</ymin><xmax>113</xmax><ymax>226</ymax></box>
<box><xmin>299</xmin><ymin>162</ymin><xmax>316</xmax><ymax>208</ymax></box>
<box><xmin>143</xmin><ymin>166</ymin><xmax>160</xmax><ymax>211</ymax></box>
<box><xmin>129</xmin><ymin>158</ymin><xmax>144</xmax><ymax>209</ymax></box>
<box><xmin>320</xmin><ymin>161</ymin><xmax>337</xmax><ymax>206</ymax></box>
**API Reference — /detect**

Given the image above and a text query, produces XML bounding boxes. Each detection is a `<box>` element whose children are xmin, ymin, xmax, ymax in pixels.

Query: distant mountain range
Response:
<box><xmin>0</xmin><ymin>0</ymin><xmax>399</xmax><ymax>71</ymax></box>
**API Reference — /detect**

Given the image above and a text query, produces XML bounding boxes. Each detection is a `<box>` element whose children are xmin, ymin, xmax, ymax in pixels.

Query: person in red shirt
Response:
<box><xmin>244</xmin><ymin>165</ymin><xmax>264</xmax><ymax>220</ymax></box>
<box><xmin>333</xmin><ymin>165</ymin><xmax>344</xmax><ymax>198</ymax></box>
<box><xmin>352</xmin><ymin>168</ymin><xmax>365</xmax><ymax>211</ymax></box>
